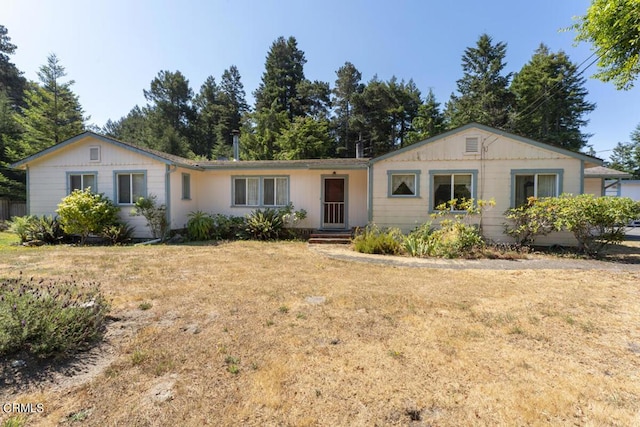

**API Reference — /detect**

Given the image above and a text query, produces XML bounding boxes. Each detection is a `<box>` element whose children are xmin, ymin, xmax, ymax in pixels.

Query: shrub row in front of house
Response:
<box><xmin>354</xmin><ymin>195</ymin><xmax>640</xmax><ymax>258</ymax></box>
<box><xmin>186</xmin><ymin>203</ymin><xmax>308</xmax><ymax>241</ymax></box>
<box><xmin>8</xmin><ymin>189</ymin><xmax>135</xmax><ymax>246</ymax></box>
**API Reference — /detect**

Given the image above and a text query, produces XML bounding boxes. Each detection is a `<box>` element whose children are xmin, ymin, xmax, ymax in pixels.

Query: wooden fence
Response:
<box><xmin>0</xmin><ymin>198</ymin><xmax>26</xmax><ymax>221</ymax></box>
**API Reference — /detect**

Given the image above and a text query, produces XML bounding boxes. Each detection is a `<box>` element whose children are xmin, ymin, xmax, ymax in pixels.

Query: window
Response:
<box><xmin>89</xmin><ymin>146</ymin><xmax>100</xmax><ymax>162</ymax></box>
<box><xmin>233</xmin><ymin>176</ymin><xmax>289</xmax><ymax>207</ymax></box>
<box><xmin>68</xmin><ymin>173</ymin><xmax>96</xmax><ymax>193</ymax></box>
<box><xmin>431</xmin><ymin>172</ymin><xmax>474</xmax><ymax>210</ymax></box>
<box><xmin>182</xmin><ymin>173</ymin><xmax>191</xmax><ymax>200</ymax></box>
<box><xmin>388</xmin><ymin>171</ymin><xmax>420</xmax><ymax>197</ymax></box>
<box><xmin>513</xmin><ymin>173</ymin><xmax>559</xmax><ymax>207</ymax></box>
<box><xmin>116</xmin><ymin>172</ymin><xmax>145</xmax><ymax>205</ymax></box>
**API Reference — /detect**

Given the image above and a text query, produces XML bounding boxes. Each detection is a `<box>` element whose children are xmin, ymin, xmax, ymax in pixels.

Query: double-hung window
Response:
<box><xmin>116</xmin><ymin>172</ymin><xmax>146</xmax><ymax>205</ymax></box>
<box><xmin>388</xmin><ymin>171</ymin><xmax>420</xmax><ymax>197</ymax></box>
<box><xmin>512</xmin><ymin>171</ymin><xmax>561</xmax><ymax>207</ymax></box>
<box><xmin>68</xmin><ymin>173</ymin><xmax>96</xmax><ymax>193</ymax></box>
<box><xmin>233</xmin><ymin>176</ymin><xmax>288</xmax><ymax>207</ymax></box>
<box><xmin>431</xmin><ymin>171</ymin><xmax>475</xmax><ymax>210</ymax></box>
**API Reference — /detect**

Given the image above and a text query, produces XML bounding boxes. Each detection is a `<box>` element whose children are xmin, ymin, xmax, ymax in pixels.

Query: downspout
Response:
<box><xmin>579</xmin><ymin>160</ymin><xmax>585</xmax><ymax>194</ymax></box>
<box><xmin>165</xmin><ymin>164</ymin><xmax>177</xmax><ymax>235</ymax></box>
<box><xmin>25</xmin><ymin>165</ymin><xmax>30</xmax><ymax>214</ymax></box>
<box><xmin>367</xmin><ymin>163</ymin><xmax>373</xmax><ymax>223</ymax></box>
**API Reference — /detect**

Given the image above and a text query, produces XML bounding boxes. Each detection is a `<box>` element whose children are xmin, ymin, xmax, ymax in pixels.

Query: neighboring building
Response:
<box><xmin>11</xmin><ymin>123</ymin><xmax>615</xmax><ymax>243</ymax></box>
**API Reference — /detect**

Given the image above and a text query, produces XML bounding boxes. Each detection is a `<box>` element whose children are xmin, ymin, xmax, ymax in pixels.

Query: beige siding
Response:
<box><xmin>584</xmin><ymin>178</ymin><xmax>603</xmax><ymax>196</ymax></box>
<box><xmin>195</xmin><ymin>168</ymin><xmax>368</xmax><ymax>230</ymax></box>
<box><xmin>27</xmin><ymin>135</ymin><xmax>168</xmax><ymax>238</ymax></box>
<box><xmin>371</xmin><ymin>129</ymin><xmax>585</xmax><ymax>244</ymax></box>
<box><xmin>168</xmin><ymin>167</ymin><xmax>198</xmax><ymax>230</ymax></box>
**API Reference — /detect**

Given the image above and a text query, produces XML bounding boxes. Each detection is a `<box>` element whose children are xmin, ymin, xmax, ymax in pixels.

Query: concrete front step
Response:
<box><xmin>308</xmin><ymin>231</ymin><xmax>353</xmax><ymax>245</ymax></box>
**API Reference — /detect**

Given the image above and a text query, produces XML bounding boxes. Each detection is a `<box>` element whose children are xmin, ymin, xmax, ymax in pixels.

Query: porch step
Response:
<box><xmin>308</xmin><ymin>231</ymin><xmax>353</xmax><ymax>245</ymax></box>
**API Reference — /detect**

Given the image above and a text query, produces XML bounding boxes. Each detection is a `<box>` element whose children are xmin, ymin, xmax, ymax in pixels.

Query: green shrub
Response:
<box><xmin>56</xmin><ymin>189</ymin><xmax>120</xmax><ymax>245</ymax></box>
<box><xmin>244</xmin><ymin>208</ymin><xmax>284</xmax><ymax>240</ymax></box>
<box><xmin>243</xmin><ymin>203</ymin><xmax>307</xmax><ymax>241</ymax></box>
<box><xmin>130</xmin><ymin>195</ymin><xmax>169</xmax><ymax>240</ymax></box>
<box><xmin>426</xmin><ymin>198</ymin><xmax>492</xmax><ymax>258</ymax></box>
<box><xmin>404</xmin><ymin>222</ymin><xmax>435</xmax><ymax>257</ymax></box>
<box><xmin>0</xmin><ymin>275</ymin><xmax>110</xmax><ymax>358</ymax></box>
<box><xmin>187</xmin><ymin>211</ymin><xmax>215</xmax><ymax>241</ymax></box>
<box><xmin>211</xmin><ymin>214</ymin><xmax>245</xmax><ymax>240</ymax></box>
<box><xmin>353</xmin><ymin>224</ymin><xmax>404</xmax><ymax>255</ymax></box>
<box><xmin>504</xmin><ymin>195</ymin><xmax>640</xmax><ymax>255</ymax></box>
<box><xmin>8</xmin><ymin>215</ymin><xmax>36</xmax><ymax>243</ymax></box>
<box><xmin>102</xmin><ymin>222</ymin><xmax>136</xmax><ymax>245</ymax></box>
<box><xmin>8</xmin><ymin>215</ymin><xmax>67</xmax><ymax>244</ymax></box>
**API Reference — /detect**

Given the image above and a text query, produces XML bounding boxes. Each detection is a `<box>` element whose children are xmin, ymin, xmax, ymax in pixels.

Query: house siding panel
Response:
<box><xmin>371</xmin><ymin>130</ymin><xmax>585</xmax><ymax>244</ymax></box>
<box><xmin>195</xmin><ymin>168</ymin><xmax>368</xmax><ymax>230</ymax></box>
<box><xmin>26</xmin><ymin>135</ymin><xmax>168</xmax><ymax>238</ymax></box>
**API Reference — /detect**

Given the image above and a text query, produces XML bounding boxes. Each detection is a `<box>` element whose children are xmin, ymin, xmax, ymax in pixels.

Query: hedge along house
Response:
<box><xmin>10</xmin><ymin>131</ymin><xmax>370</xmax><ymax>238</ymax></box>
<box><xmin>11</xmin><ymin>123</ymin><xmax>620</xmax><ymax>243</ymax></box>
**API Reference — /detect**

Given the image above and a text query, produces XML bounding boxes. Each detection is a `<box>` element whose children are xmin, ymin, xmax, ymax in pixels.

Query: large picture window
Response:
<box><xmin>431</xmin><ymin>172</ymin><xmax>474</xmax><ymax>210</ymax></box>
<box><xmin>388</xmin><ymin>171</ymin><xmax>420</xmax><ymax>197</ymax></box>
<box><xmin>116</xmin><ymin>172</ymin><xmax>145</xmax><ymax>205</ymax></box>
<box><xmin>513</xmin><ymin>173</ymin><xmax>559</xmax><ymax>207</ymax></box>
<box><xmin>233</xmin><ymin>176</ymin><xmax>288</xmax><ymax>207</ymax></box>
<box><xmin>68</xmin><ymin>173</ymin><xmax>96</xmax><ymax>193</ymax></box>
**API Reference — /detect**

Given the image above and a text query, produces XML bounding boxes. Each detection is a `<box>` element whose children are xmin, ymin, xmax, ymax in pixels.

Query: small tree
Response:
<box><xmin>130</xmin><ymin>194</ymin><xmax>169</xmax><ymax>240</ymax></box>
<box><xmin>56</xmin><ymin>189</ymin><xmax>120</xmax><ymax>245</ymax></box>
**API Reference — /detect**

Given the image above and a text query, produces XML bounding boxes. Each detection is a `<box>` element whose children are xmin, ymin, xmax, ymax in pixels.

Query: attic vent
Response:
<box><xmin>465</xmin><ymin>137</ymin><xmax>479</xmax><ymax>153</ymax></box>
<box><xmin>89</xmin><ymin>146</ymin><xmax>100</xmax><ymax>162</ymax></box>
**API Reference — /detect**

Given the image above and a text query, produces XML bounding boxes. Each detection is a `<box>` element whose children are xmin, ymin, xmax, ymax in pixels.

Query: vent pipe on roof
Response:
<box><xmin>232</xmin><ymin>130</ymin><xmax>240</xmax><ymax>161</ymax></box>
<box><xmin>355</xmin><ymin>142</ymin><xmax>363</xmax><ymax>159</ymax></box>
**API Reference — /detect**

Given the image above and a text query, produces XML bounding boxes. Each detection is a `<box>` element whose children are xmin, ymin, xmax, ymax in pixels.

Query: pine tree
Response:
<box><xmin>406</xmin><ymin>89</ymin><xmax>445</xmax><ymax>144</ymax></box>
<box><xmin>446</xmin><ymin>34</ymin><xmax>513</xmax><ymax>129</ymax></box>
<box><xmin>15</xmin><ymin>54</ymin><xmax>85</xmax><ymax>156</ymax></box>
<box><xmin>254</xmin><ymin>36</ymin><xmax>307</xmax><ymax>121</ymax></box>
<box><xmin>609</xmin><ymin>123</ymin><xmax>640</xmax><ymax>178</ymax></box>
<box><xmin>510</xmin><ymin>44</ymin><xmax>595</xmax><ymax>151</ymax></box>
<box><xmin>0</xmin><ymin>25</ymin><xmax>26</xmax><ymax>109</ymax></box>
<box><xmin>332</xmin><ymin>62</ymin><xmax>364</xmax><ymax>157</ymax></box>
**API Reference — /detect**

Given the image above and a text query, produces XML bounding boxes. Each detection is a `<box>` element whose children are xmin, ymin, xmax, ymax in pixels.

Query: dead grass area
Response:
<box><xmin>1</xmin><ymin>240</ymin><xmax>640</xmax><ymax>426</ymax></box>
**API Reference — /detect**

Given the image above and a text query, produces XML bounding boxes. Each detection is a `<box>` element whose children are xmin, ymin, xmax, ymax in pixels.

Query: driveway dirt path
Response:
<box><xmin>309</xmin><ymin>244</ymin><xmax>640</xmax><ymax>271</ymax></box>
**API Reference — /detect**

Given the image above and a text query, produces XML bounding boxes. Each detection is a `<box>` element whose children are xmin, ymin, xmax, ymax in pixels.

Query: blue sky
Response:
<box><xmin>4</xmin><ymin>0</ymin><xmax>638</xmax><ymax>160</ymax></box>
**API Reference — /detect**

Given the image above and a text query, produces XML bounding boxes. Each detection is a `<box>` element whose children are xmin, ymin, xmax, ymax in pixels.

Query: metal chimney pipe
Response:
<box><xmin>232</xmin><ymin>130</ymin><xmax>240</xmax><ymax>161</ymax></box>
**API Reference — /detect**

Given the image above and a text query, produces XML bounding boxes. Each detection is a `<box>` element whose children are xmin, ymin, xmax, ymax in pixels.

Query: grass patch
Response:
<box><xmin>1</xmin><ymin>241</ymin><xmax>639</xmax><ymax>426</ymax></box>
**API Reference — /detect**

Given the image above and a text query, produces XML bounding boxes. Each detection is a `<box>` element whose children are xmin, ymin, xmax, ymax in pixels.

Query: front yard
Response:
<box><xmin>1</xmin><ymin>238</ymin><xmax>639</xmax><ymax>426</ymax></box>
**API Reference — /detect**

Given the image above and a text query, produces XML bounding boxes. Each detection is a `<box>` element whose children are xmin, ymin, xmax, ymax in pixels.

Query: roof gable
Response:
<box><xmin>370</xmin><ymin>123</ymin><xmax>603</xmax><ymax>165</ymax></box>
<box><xmin>10</xmin><ymin>131</ymin><xmax>201</xmax><ymax>170</ymax></box>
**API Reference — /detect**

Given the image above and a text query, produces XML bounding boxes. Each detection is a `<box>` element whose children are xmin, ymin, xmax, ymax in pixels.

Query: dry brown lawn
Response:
<box><xmin>1</xmin><ymin>240</ymin><xmax>640</xmax><ymax>426</ymax></box>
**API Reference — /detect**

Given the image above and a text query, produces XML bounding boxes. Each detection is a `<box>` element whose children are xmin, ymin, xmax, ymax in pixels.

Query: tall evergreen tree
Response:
<box><xmin>15</xmin><ymin>54</ymin><xmax>85</xmax><ymax>155</ymax></box>
<box><xmin>609</xmin><ymin>123</ymin><xmax>640</xmax><ymax>178</ymax></box>
<box><xmin>193</xmin><ymin>76</ymin><xmax>223</xmax><ymax>158</ymax></box>
<box><xmin>253</xmin><ymin>36</ymin><xmax>306</xmax><ymax>121</ymax></box>
<box><xmin>332</xmin><ymin>62</ymin><xmax>364</xmax><ymax>157</ymax></box>
<box><xmin>446</xmin><ymin>34</ymin><xmax>513</xmax><ymax>129</ymax></box>
<box><xmin>0</xmin><ymin>91</ymin><xmax>25</xmax><ymax>198</ymax></box>
<box><xmin>0</xmin><ymin>25</ymin><xmax>26</xmax><ymax>109</ymax></box>
<box><xmin>143</xmin><ymin>70</ymin><xmax>195</xmax><ymax>157</ymax></box>
<box><xmin>275</xmin><ymin>116</ymin><xmax>332</xmax><ymax>160</ymax></box>
<box><xmin>216</xmin><ymin>65</ymin><xmax>249</xmax><ymax>155</ymax></box>
<box><xmin>406</xmin><ymin>89</ymin><xmax>445</xmax><ymax>144</ymax></box>
<box><xmin>510</xmin><ymin>44</ymin><xmax>596</xmax><ymax>151</ymax></box>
